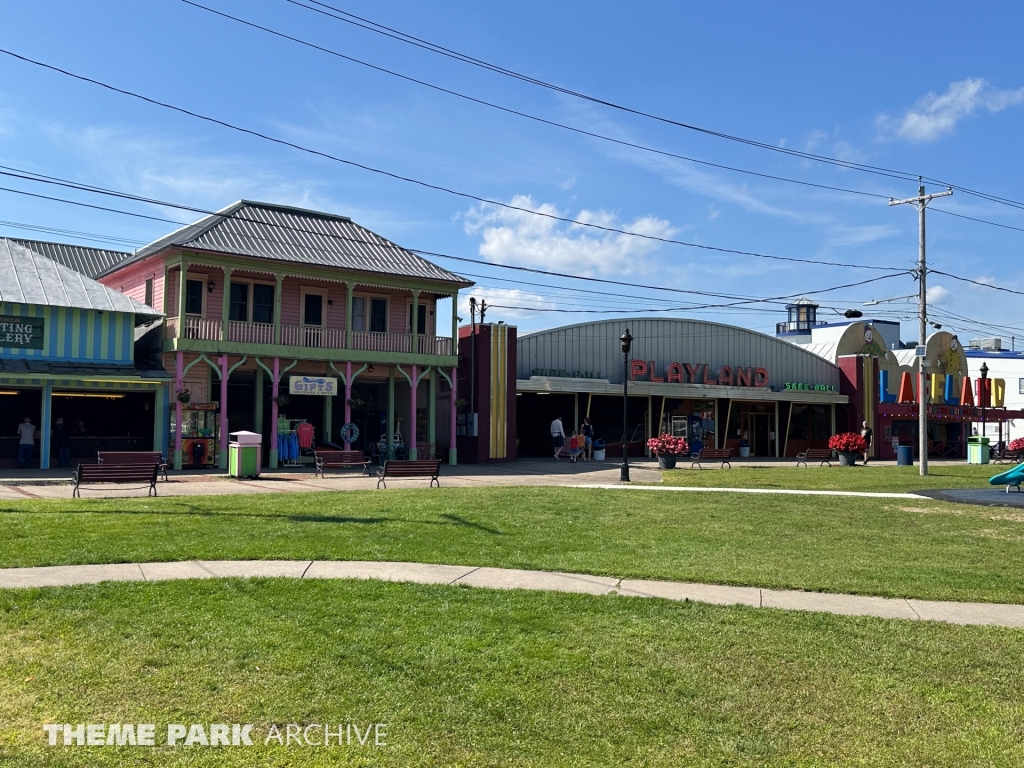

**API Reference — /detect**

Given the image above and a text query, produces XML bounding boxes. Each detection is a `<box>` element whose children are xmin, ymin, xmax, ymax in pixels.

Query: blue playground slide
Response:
<box><xmin>989</xmin><ymin>464</ymin><xmax>1024</xmax><ymax>492</ymax></box>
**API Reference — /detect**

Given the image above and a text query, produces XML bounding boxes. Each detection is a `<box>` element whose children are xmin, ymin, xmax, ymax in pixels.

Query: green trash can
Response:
<box><xmin>228</xmin><ymin>431</ymin><xmax>262</xmax><ymax>478</ymax></box>
<box><xmin>967</xmin><ymin>436</ymin><xmax>991</xmax><ymax>465</ymax></box>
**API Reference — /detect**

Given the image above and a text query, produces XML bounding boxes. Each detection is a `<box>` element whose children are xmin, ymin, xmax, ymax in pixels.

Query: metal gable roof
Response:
<box><xmin>0</xmin><ymin>239</ymin><xmax>161</xmax><ymax>321</ymax></box>
<box><xmin>12</xmin><ymin>238</ymin><xmax>133</xmax><ymax>279</ymax></box>
<box><xmin>116</xmin><ymin>201</ymin><xmax>472</xmax><ymax>287</ymax></box>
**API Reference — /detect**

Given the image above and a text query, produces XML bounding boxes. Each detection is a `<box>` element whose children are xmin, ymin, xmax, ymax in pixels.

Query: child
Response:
<box><xmin>568</xmin><ymin>431</ymin><xmax>581</xmax><ymax>463</ymax></box>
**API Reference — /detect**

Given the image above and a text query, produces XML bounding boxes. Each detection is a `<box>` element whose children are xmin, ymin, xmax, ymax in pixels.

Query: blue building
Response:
<box><xmin>0</xmin><ymin>239</ymin><xmax>168</xmax><ymax>469</ymax></box>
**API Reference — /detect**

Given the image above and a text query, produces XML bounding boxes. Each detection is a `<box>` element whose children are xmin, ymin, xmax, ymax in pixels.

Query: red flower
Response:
<box><xmin>1009</xmin><ymin>437</ymin><xmax>1024</xmax><ymax>452</ymax></box>
<box><xmin>646</xmin><ymin>434</ymin><xmax>690</xmax><ymax>456</ymax></box>
<box><xmin>828</xmin><ymin>432</ymin><xmax>868</xmax><ymax>453</ymax></box>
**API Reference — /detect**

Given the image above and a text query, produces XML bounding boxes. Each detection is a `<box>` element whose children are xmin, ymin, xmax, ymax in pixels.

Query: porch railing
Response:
<box><xmin>169</xmin><ymin>319</ymin><xmax>453</xmax><ymax>356</ymax></box>
<box><xmin>166</xmin><ymin>316</ymin><xmax>221</xmax><ymax>341</ymax></box>
<box><xmin>228</xmin><ymin>321</ymin><xmax>274</xmax><ymax>344</ymax></box>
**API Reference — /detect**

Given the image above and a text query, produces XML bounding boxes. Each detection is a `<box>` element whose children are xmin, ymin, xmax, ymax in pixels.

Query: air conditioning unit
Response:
<box><xmin>969</xmin><ymin>338</ymin><xmax>1002</xmax><ymax>350</ymax></box>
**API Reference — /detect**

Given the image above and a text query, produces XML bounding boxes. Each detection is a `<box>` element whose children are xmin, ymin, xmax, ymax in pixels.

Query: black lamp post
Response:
<box><xmin>980</xmin><ymin>361</ymin><xmax>989</xmax><ymax>437</ymax></box>
<box><xmin>620</xmin><ymin>328</ymin><xmax>633</xmax><ymax>482</ymax></box>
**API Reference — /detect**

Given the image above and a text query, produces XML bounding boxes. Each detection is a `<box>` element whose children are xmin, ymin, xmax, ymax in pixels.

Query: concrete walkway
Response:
<box><xmin>1</xmin><ymin>559</ymin><xmax>1022</xmax><ymax>628</ymax></box>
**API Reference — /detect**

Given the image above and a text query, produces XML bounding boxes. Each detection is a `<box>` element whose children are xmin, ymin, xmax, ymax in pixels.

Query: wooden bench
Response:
<box><xmin>795</xmin><ymin>448</ymin><xmax>835</xmax><ymax>467</ymax></box>
<box><xmin>314</xmin><ymin>449</ymin><xmax>372</xmax><ymax>478</ymax></box>
<box><xmin>690</xmin><ymin>448</ymin><xmax>733</xmax><ymax>469</ymax></box>
<box><xmin>72</xmin><ymin>463</ymin><xmax>159</xmax><ymax>497</ymax></box>
<box><xmin>98</xmin><ymin>451</ymin><xmax>169</xmax><ymax>481</ymax></box>
<box><xmin>992</xmin><ymin>447</ymin><xmax>1024</xmax><ymax>465</ymax></box>
<box><xmin>376</xmin><ymin>459</ymin><xmax>442</xmax><ymax>489</ymax></box>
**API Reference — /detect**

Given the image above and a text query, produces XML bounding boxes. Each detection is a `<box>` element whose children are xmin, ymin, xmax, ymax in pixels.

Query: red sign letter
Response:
<box><xmin>754</xmin><ymin>367</ymin><xmax>769</xmax><ymax>387</ymax></box>
<box><xmin>630</xmin><ymin>360</ymin><xmax>648</xmax><ymax>381</ymax></box>
<box><xmin>666</xmin><ymin>362</ymin><xmax>683</xmax><ymax>383</ymax></box>
<box><xmin>703</xmin><ymin>364</ymin><xmax>718</xmax><ymax>385</ymax></box>
<box><xmin>736</xmin><ymin>367</ymin><xmax>752</xmax><ymax>387</ymax></box>
<box><xmin>683</xmin><ymin>363</ymin><xmax>699</xmax><ymax>384</ymax></box>
<box><xmin>718</xmin><ymin>365</ymin><xmax>733</xmax><ymax>386</ymax></box>
<box><xmin>649</xmin><ymin>360</ymin><xmax>664</xmax><ymax>382</ymax></box>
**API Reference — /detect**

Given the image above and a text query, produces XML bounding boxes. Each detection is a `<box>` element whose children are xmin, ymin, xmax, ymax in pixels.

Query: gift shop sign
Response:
<box><xmin>289</xmin><ymin>376</ymin><xmax>338</xmax><ymax>396</ymax></box>
<box><xmin>630</xmin><ymin>361</ymin><xmax>768</xmax><ymax>387</ymax></box>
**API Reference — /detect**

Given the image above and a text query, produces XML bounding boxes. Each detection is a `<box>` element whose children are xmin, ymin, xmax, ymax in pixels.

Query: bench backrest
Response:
<box><xmin>382</xmin><ymin>459</ymin><xmax>442</xmax><ymax>475</ymax></box>
<box><xmin>805</xmin><ymin>449</ymin><xmax>833</xmax><ymax>457</ymax></box>
<box><xmin>316</xmin><ymin>450</ymin><xmax>368</xmax><ymax>463</ymax></box>
<box><xmin>98</xmin><ymin>451</ymin><xmax>164</xmax><ymax>465</ymax></box>
<box><xmin>700</xmin><ymin>449</ymin><xmax>733</xmax><ymax>458</ymax></box>
<box><xmin>78</xmin><ymin>463</ymin><xmax>158</xmax><ymax>480</ymax></box>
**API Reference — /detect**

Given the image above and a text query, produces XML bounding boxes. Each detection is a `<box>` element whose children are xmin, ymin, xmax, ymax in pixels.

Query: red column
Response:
<box><xmin>449</xmin><ymin>366</ymin><xmax>457</xmax><ymax>465</ymax></box>
<box><xmin>344</xmin><ymin>360</ymin><xmax>352</xmax><ymax>450</ymax></box>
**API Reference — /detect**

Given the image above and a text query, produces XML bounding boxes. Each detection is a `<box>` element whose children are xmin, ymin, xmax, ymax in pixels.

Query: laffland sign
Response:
<box><xmin>0</xmin><ymin>315</ymin><xmax>44</xmax><ymax>349</ymax></box>
<box><xmin>631</xmin><ymin>361</ymin><xmax>769</xmax><ymax>387</ymax></box>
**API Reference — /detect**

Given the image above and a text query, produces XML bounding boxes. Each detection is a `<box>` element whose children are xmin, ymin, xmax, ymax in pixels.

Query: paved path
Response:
<box><xmin>1</xmin><ymin>559</ymin><xmax>1022</xmax><ymax>628</ymax></box>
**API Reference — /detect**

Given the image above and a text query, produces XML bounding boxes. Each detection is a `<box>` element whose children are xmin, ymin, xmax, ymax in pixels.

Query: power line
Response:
<box><xmin>287</xmin><ymin>0</ymin><xmax>1024</xmax><ymax>213</ymax></box>
<box><xmin>929</xmin><ymin>269</ymin><xmax>1024</xmax><ymax>298</ymax></box>
<box><xmin>931</xmin><ymin>207</ymin><xmax>1024</xmax><ymax>234</ymax></box>
<box><xmin>0</xmin><ymin>46</ymin><xmax>906</xmax><ymax>273</ymax></box>
<box><xmin>0</xmin><ymin>219</ymin><xmax>148</xmax><ymax>246</ymax></box>
<box><xmin>179</xmin><ymin>0</ymin><xmax>893</xmax><ymax>203</ymax></box>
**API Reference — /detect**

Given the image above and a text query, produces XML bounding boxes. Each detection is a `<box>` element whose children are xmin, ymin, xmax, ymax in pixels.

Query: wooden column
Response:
<box><xmin>221</xmin><ymin>266</ymin><xmax>233</xmax><ymax>341</ymax></box>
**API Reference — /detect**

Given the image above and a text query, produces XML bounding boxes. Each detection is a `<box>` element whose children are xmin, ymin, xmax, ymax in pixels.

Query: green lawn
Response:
<box><xmin>662</xmin><ymin>462</ymin><xmax>1007</xmax><ymax>492</ymax></box>
<box><xmin>3</xmin><ymin>578</ymin><xmax>1024</xmax><ymax>767</ymax></box>
<box><xmin>3</xmin><ymin>487</ymin><xmax>1024</xmax><ymax>603</ymax></box>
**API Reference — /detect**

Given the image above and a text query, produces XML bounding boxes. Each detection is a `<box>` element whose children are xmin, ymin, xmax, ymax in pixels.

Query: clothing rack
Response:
<box><xmin>276</xmin><ymin>417</ymin><xmax>310</xmax><ymax>466</ymax></box>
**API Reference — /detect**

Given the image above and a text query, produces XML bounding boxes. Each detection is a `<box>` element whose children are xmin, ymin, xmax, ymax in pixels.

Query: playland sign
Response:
<box><xmin>630</xmin><ymin>361</ymin><xmax>769</xmax><ymax>387</ymax></box>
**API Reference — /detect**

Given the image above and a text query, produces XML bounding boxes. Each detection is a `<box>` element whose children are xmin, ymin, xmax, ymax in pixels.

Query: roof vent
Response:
<box><xmin>968</xmin><ymin>338</ymin><xmax>1002</xmax><ymax>350</ymax></box>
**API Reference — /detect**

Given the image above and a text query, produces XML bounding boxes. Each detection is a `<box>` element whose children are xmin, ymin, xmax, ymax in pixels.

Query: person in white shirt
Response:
<box><xmin>550</xmin><ymin>414</ymin><xmax>565</xmax><ymax>460</ymax></box>
<box><xmin>16</xmin><ymin>416</ymin><xmax>36</xmax><ymax>469</ymax></box>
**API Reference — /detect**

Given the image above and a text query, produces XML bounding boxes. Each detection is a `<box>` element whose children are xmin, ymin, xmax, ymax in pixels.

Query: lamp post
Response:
<box><xmin>620</xmin><ymin>328</ymin><xmax>633</xmax><ymax>482</ymax></box>
<box><xmin>980</xmin><ymin>361</ymin><xmax>989</xmax><ymax>438</ymax></box>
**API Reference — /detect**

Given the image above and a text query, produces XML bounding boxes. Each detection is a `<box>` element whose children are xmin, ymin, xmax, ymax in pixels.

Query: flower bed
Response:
<box><xmin>828</xmin><ymin>432</ymin><xmax>868</xmax><ymax>454</ymax></box>
<box><xmin>646</xmin><ymin>434</ymin><xmax>689</xmax><ymax>457</ymax></box>
<box><xmin>1009</xmin><ymin>437</ymin><xmax>1024</xmax><ymax>452</ymax></box>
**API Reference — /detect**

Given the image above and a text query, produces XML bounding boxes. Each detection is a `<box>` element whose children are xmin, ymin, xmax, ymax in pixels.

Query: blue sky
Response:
<box><xmin>1</xmin><ymin>0</ymin><xmax>1023</xmax><ymax>342</ymax></box>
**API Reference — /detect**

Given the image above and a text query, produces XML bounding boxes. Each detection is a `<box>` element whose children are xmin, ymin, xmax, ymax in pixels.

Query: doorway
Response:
<box><xmin>750</xmin><ymin>413</ymin><xmax>771</xmax><ymax>457</ymax></box>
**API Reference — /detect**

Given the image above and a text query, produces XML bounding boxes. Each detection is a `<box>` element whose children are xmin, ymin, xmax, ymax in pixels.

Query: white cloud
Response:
<box><xmin>463</xmin><ymin>195</ymin><xmax>675</xmax><ymax>276</ymax></box>
<box><xmin>877</xmin><ymin>78</ymin><xmax>1024</xmax><ymax>142</ymax></box>
<box><xmin>926</xmin><ymin>285</ymin><xmax>951</xmax><ymax>304</ymax></box>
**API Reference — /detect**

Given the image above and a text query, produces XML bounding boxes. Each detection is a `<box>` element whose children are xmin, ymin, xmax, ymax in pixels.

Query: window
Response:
<box><xmin>408</xmin><ymin>303</ymin><xmax>427</xmax><ymax>335</ymax></box>
<box><xmin>303</xmin><ymin>292</ymin><xmax>324</xmax><ymax>326</ymax></box>
<box><xmin>229</xmin><ymin>282</ymin><xmax>249</xmax><ymax>322</ymax></box>
<box><xmin>252</xmin><ymin>284</ymin><xmax>274</xmax><ymax>324</ymax></box>
<box><xmin>370</xmin><ymin>298</ymin><xmax>387</xmax><ymax>333</ymax></box>
<box><xmin>1019</xmin><ymin>378</ymin><xmax>1024</xmax><ymax>395</ymax></box>
<box><xmin>184</xmin><ymin>279</ymin><xmax>204</xmax><ymax>315</ymax></box>
<box><xmin>351</xmin><ymin>297</ymin><xmax>366</xmax><ymax>332</ymax></box>
<box><xmin>144</xmin><ymin>278</ymin><xmax>154</xmax><ymax>308</ymax></box>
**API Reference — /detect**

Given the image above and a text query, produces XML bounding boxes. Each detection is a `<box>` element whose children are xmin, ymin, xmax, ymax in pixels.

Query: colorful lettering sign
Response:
<box><xmin>0</xmin><ymin>315</ymin><xmax>44</xmax><ymax>349</ymax></box>
<box><xmin>289</xmin><ymin>376</ymin><xmax>338</xmax><ymax>396</ymax></box>
<box><xmin>783</xmin><ymin>382</ymin><xmax>837</xmax><ymax>392</ymax></box>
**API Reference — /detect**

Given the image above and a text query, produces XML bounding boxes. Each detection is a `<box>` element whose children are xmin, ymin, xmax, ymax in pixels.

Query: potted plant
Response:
<box><xmin>272</xmin><ymin>394</ymin><xmax>291</xmax><ymax>408</ymax></box>
<box><xmin>828</xmin><ymin>432</ymin><xmax>868</xmax><ymax>466</ymax></box>
<box><xmin>1009</xmin><ymin>437</ymin><xmax>1024</xmax><ymax>452</ymax></box>
<box><xmin>646</xmin><ymin>433</ymin><xmax>689</xmax><ymax>469</ymax></box>
<box><xmin>176</xmin><ymin>388</ymin><xmax>191</xmax><ymax>404</ymax></box>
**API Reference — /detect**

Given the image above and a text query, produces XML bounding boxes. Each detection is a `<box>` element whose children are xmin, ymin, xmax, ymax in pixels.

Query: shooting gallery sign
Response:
<box><xmin>0</xmin><ymin>315</ymin><xmax>44</xmax><ymax>349</ymax></box>
<box><xmin>630</xmin><ymin>361</ymin><xmax>769</xmax><ymax>387</ymax></box>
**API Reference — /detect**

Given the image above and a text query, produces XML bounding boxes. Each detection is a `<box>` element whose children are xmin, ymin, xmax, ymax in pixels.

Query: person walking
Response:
<box><xmin>16</xmin><ymin>416</ymin><xmax>36</xmax><ymax>469</ymax></box>
<box><xmin>581</xmin><ymin>417</ymin><xmax>594</xmax><ymax>461</ymax></box>
<box><xmin>53</xmin><ymin>417</ymin><xmax>71</xmax><ymax>468</ymax></box>
<box><xmin>550</xmin><ymin>414</ymin><xmax>566</xmax><ymax>461</ymax></box>
<box><xmin>860</xmin><ymin>420</ymin><xmax>874</xmax><ymax>465</ymax></box>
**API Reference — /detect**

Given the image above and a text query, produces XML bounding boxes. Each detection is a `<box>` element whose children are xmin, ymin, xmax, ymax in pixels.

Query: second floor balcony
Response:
<box><xmin>166</xmin><ymin>316</ymin><xmax>453</xmax><ymax>356</ymax></box>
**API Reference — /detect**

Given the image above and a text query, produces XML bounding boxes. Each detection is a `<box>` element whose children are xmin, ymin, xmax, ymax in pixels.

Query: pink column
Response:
<box><xmin>219</xmin><ymin>354</ymin><xmax>229</xmax><ymax>468</ymax></box>
<box><xmin>270</xmin><ymin>357</ymin><xmax>280</xmax><ymax>468</ymax></box>
<box><xmin>409</xmin><ymin>364</ymin><xmax>418</xmax><ymax>459</ymax></box>
<box><xmin>174</xmin><ymin>351</ymin><xmax>184</xmax><ymax>468</ymax></box>
<box><xmin>344</xmin><ymin>360</ymin><xmax>352</xmax><ymax>450</ymax></box>
<box><xmin>449</xmin><ymin>366</ymin><xmax>457</xmax><ymax>465</ymax></box>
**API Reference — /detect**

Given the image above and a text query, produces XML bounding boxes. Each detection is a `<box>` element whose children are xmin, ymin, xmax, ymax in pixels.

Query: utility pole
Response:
<box><xmin>889</xmin><ymin>181</ymin><xmax>952</xmax><ymax>476</ymax></box>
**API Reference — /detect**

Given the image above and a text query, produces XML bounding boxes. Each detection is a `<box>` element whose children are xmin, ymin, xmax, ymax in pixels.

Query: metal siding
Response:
<box><xmin>518</xmin><ymin>318</ymin><xmax>840</xmax><ymax>389</ymax></box>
